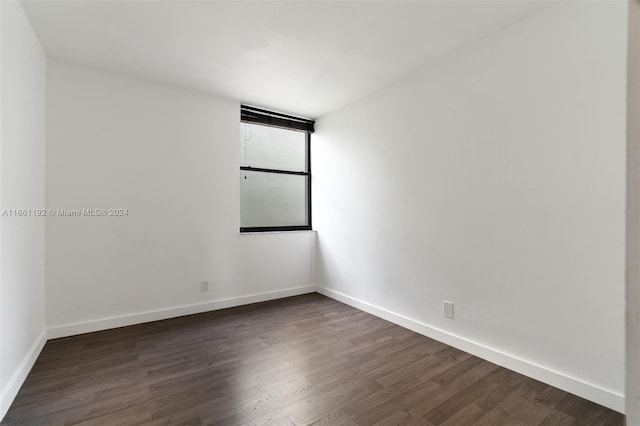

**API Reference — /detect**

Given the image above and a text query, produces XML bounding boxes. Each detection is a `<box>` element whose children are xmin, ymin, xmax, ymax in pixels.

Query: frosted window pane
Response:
<box><xmin>240</xmin><ymin>171</ymin><xmax>308</xmax><ymax>228</ymax></box>
<box><xmin>240</xmin><ymin>123</ymin><xmax>306</xmax><ymax>172</ymax></box>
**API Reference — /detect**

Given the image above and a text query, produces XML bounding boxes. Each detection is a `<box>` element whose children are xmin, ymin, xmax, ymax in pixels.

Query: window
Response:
<box><xmin>240</xmin><ymin>105</ymin><xmax>314</xmax><ymax>232</ymax></box>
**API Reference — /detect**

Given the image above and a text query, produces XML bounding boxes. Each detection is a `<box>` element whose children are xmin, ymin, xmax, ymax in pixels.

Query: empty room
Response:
<box><xmin>2</xmin><ymin>0</ymin><xmax>639</xmax><ymax>424</ymax></box>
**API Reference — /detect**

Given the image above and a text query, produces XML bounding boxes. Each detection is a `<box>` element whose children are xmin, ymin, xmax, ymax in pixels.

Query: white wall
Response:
<box><xmin>46</xmin><ymin>62</ymin><xmax>315</xmax><ymax>336</ymax></box>
<box><xmin>627</xmin><ymin>0</ymin><xmax>640</xmax><ymax>423</ymax></box>
<box><xmin>0</xmin><ymin>0</ymin><xmax>47</xmax><ymax>419</ymax></box>
<box><xmin>314</xmin><ymin>1</ymin><xmax>626</xmax><ymax>412</ymax></box>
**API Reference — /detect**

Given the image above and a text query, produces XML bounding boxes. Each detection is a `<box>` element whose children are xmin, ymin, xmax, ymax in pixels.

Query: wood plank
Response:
<box><xmin>0</xmin><ymin>293</ymin><xmax>623</xmax><ymax>425</ymax></box>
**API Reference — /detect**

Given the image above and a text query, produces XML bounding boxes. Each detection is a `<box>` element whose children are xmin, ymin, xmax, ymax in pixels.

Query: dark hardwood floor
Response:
<box><xmin>2</xmin><ymin>293</ymin><xmax>623</xmax><ymax>425</ymax></box>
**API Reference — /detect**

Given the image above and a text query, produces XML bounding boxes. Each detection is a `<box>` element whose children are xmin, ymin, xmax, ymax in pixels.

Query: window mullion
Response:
<box><xmin>240</xmin><ymin>166</ymin><xmax>308</xmax><ymax>176</ymax></box>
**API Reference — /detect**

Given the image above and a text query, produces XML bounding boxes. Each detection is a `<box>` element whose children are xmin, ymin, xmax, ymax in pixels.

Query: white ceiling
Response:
<box><xmin>23</xmin><ymin>0</ymin><xmax>554</xmax><ymax>118</ymax></box>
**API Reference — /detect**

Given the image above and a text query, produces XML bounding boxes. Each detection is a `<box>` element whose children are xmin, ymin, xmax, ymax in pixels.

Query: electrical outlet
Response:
<box><xmin>443</xmin><ymin>301</ymin><xmax>454</xmax><ymax>318</ymax></box>
<box><xmin>200</xmin><ymin>280</ymin><xmax>209</xmax><ymax>292</ymax></box>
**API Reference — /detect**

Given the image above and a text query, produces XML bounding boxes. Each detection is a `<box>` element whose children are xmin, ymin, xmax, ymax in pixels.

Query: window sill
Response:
<box><xmin>239</xmin><ymin>230</ymin><xmax>316</xmax><ymax>235</ymax></box>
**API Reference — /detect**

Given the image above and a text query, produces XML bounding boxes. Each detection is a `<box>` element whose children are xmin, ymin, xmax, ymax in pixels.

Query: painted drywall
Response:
<box><xmin>46</xmin><ymin>62</ymin><xmax>315</xmax><ymax>334</ymax></box>
<box><xmin>22</xmin><ymin>1</ymin><xmax>553</xmax><ymax>118</ymax></box>
<box><xmin>627</xmin><ymin>0</ymin><xmax>640</xmax><ymax>423</ymax></box>
<box><xmin>314</xmin><ymin>1</ymin><xmax>626</xmax><ymax>412</ymax></box>
<box><xmin>0</xmin><ymin>0</ymin><xmax>47</xmax><ymax>418</ymax></box>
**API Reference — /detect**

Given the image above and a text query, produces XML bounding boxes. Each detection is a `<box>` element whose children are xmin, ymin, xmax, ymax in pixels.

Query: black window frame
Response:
<box><xmin>240</xmin><ymin>105</ymin><xmax>314</xmax><ymax>233</ymax></box>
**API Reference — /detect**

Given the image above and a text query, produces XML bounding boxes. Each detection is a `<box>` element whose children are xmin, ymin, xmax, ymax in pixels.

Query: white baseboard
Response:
<box><xmin>0</xmin><ymin>329</ymin><xmax>47</xmax><ymax>421</ymax></box>
<box><xmin>48</xmin><ymin>285</ymin><xmax>316</xmax><ymax>339</ymax></box>
<box><xmin>316</xmin><ymin>286</ymin><xmax>625</xmax><ymax>414</ymax></box>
